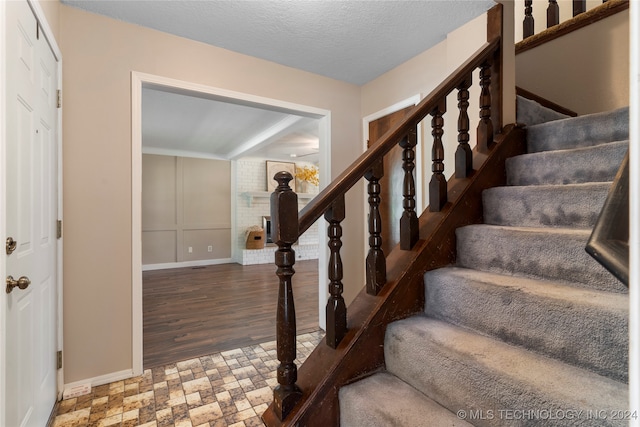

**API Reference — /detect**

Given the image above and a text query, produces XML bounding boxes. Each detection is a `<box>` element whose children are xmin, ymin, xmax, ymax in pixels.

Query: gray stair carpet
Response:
<box><xmin>339</xmin><ymin>99</ymin><xmax>629</xmax><ymax>426</ymax></box>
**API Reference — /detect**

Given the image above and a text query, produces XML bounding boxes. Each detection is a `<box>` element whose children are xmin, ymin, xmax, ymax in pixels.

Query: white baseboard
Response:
<box><xmin>63</xmin><ymin>369</ymin><xmax>134</xmax><ymax>396</ymax></box>
<box><xmin>142</xmin><ymin>258</ymin><xmax>233</xmax><ymax>271</ymax></box>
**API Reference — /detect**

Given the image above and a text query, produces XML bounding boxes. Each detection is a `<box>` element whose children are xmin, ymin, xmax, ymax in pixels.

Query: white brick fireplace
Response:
<box><xmin>235</xmin><ymin>158</ymin><xmax>320</xmax><ymax>265</ymax></box>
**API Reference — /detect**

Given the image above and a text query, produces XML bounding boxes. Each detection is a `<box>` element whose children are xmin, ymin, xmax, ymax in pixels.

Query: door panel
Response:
<box><xmin>5</xmin><ymin>1</ymin><xmax>59</xmax><ymax>425</ymax></box>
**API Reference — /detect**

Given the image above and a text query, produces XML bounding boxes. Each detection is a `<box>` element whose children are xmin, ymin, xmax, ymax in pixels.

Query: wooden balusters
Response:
<box><xmin>455</xmin><ymin>77</ymin><xmax>472</xmax><ymax>179</ymax></box>
<box><xmin>325</xmin><ymin>195</ymin><xmax>347</xmax><ymax>348</ymax></box>
<box><xmin>523</xmin><ymin>0</ymin><xmax>534</xmax><ymax>39</ymax></box>
<box><xmin>400</xmin><ymin>127</ymin><xmax>420</xmax><ymax>249</ymax></box>
<box><xmin>270</xmin><ymin>171</ymin><xmax>301</xmax><ymax>421</ymax></box>
<box><xmin>364</xmin><ymin>159</ymin><xmax>386</xmax><ymax>295</ymax></box>
<box><xmin>429</xmin><ymin>100</ymin><xmax>447</xmax><ymax>213</ymax></box>
<box><xmin>547</xmin><ymin>0</ymin><xmax>559</xmax><ymax>28</ymax></box>
<box><xmin>573</xmin><ymin>0</ymin><xmax>586</xmax><ymax>16</ymax></box>
<box><xmin>477</xmin><ymin>62</ymin><xmax>494</xmax><ymax>153</ymax></box>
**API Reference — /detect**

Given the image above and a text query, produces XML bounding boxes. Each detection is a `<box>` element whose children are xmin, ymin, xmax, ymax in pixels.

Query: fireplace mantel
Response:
<box><xmin>242</xmin><ymin>191</ymin><xmax>316</xmax><ymax>207</ymax></box>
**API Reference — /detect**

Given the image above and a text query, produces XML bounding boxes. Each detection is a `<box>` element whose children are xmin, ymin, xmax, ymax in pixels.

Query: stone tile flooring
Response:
<box><xmin>52</xmin><ymin>331</ymin><xmax>324</xmax><ymax>427</ymax></box>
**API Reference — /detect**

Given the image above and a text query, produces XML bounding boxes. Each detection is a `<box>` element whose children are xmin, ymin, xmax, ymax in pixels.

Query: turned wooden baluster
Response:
<box><xmin>477</xmin><ymin>62</ymin><xmax>494</xmax><ymax>153</ymax></box>
<box><xmin>523</xmin><ymin>0</ymin><xmax>534</xmax><ymax>39</ymax></box>
<box><xmin>364</xmin><ymin>159</ymin><xmax>386</xmax><ymax>295</ymax></box>
<box><xmin>573</xmin><ymin>0</ymin><xmax>586</xmax><ymax>16</ymax></box>
<box><xmin>325</xmin><ymin>195</ymin><xmax>347</xmax><ymax>348</ymax></box>
<box><xmin>429</xmin><ymin>100</ymin><xmax>447</xmax><ymax>212</ymax></box>
<box><xmin>400</xmin><ymin>127</ymin><xmax>419</xmax><ymax>249</ymax></box>
<box><xmin>270</xmin><ymin>171</ymin><xmax>301</xmax><ymax>421</ymax></box>
<box><xmin>547</xmin><ymin>0</ymin><xmax>559</xmax><ymax>28</ymax></box>
<box><xmin>455</xmin><ymin>77</ymin><xmax>472</xmax><ymax>179</ymax></box>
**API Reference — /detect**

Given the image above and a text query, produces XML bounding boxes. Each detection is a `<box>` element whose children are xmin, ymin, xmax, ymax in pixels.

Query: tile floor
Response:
<box><xmin>51</xmin><ymin>331</ymin><xmax>324</xmax><ymax>427</ymax></box>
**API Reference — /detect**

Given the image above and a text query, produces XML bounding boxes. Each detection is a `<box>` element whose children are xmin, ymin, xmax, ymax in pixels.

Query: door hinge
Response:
<box><xmin>57</xmin><ymin>351</ymin><xmax>62</xmax><ymax>370</ymax></box>
<box><xmin>57</xmin><ymin>220</ymin><xmax>62</xmax><ymax>239</ymax></box>
<box><xmin>57</xmin><ymin>90</ymin><xmax>62</xmax><ymax>108</ymax></box>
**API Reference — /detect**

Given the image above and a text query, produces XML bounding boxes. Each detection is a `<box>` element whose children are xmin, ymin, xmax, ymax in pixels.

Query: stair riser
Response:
<box><xmin>506</xmin><ymin>140</ymin><xmax>628</xmax><ymax>186</ymax></box>
<box><xmin>424</xmin><ymin>269</ymin><xmax>628</xmax><ymax>382</ymax></box>
<box><xmin>483</xmin><ymin>183</ymin><xmax>610</xmax><ymax>228</ymax></box>
<box><xmin>456</xmin><ymin>225</ymin><xmax>627</xmax><ymax>293</ymax></box>
<box><xmin>526</xmin><ymin>107</ymin><xmax>629</xmax><ymax>153</ymax></box>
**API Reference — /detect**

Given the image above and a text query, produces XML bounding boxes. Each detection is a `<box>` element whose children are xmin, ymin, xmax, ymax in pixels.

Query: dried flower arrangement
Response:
<box><xmin>295</xmin><ymin>165</ymin><xmax>319</xmax><ymax>186</ymax></box>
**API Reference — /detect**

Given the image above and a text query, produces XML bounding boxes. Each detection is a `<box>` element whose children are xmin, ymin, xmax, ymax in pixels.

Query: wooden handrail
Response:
<box><xmin>298</xmin><ymin>37</ymin><xmax>500</xmax><ymax>236</ymax></box>
<box><xmin>267</xmin><ymin>3</ymin><xmax>504</xmax><ymax>423</ymax></box>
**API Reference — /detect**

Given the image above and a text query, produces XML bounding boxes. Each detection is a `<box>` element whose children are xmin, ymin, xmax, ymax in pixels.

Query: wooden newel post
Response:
<box><xmin>400</xmin><ymin>127</ymin><xmax>420</xmax><ymax>250</ymax></box>
<box><xmin>270</xmin><ymin>171</ymin><xmax>301</xmax><ymax>421</ymax></box>
<box><xmin>364</xmin><ymin>159</ymin><xmax>386</xmax><ymax>295</ymax></box>
<box><xmin>325</xmin><ymin>195</ymin><xmax>347</xmax><ymax>348</ymax></box>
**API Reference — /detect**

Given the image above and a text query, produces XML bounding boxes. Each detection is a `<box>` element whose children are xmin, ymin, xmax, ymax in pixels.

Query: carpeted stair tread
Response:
<box><xmin>339</xmin><ymin>372</ymin><xmax>474</xmax><ymax>427</ymax></box>
<box><xmin>482</xmin><ymin>182</ymin><xmax>611</xmax><ymax>228</ymax></box>
<box><xmin>516</xmin><ymin>95</ymin><xmax>570</xmax><ymax>126</ymax></box>
<box><xmin>506</xmin><ymin>140</ymin><xmax>628</xmax><ymax>186</ymax></box>
<box><xmin>424</xmin><ymin>267</ymin><xmax>628</xmax><ymax>382</ymax></box>
<box><xmin>456</xmin><ymin>224</ymin><xmax>627</xmax><ymax>293</ymax></box>
<box><xmin>526</xmin><ymin>106</ymin><xmax>629</xmax><ymax>153</ymax></box>
<box><xmin>385</xmin><ymin>317</ymin><xmax>628</xmax><ymax>427</ymax></box>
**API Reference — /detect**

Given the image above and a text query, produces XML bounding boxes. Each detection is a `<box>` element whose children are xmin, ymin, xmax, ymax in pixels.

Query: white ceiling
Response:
<box><xmin>142</xmin><ymin>87</ymin><xmax>321</xmax><ymax>162</ymax></box>
<box><xmin>62</xmin><ymin>0</ymin><xmax>494</xmax><ymax>162</ymax></box>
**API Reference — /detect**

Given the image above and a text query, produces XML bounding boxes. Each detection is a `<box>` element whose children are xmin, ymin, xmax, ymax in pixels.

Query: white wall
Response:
<box><xmin>629</xmin><ymin>0</ymin><xmax>639</xmax><ymax>422</ymax></box>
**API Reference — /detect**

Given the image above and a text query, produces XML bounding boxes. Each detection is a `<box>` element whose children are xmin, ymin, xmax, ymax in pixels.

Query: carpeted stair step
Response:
<box><xmin>516</xmin><ymin>95</ymin><xmax>569</xmax><ymax>126</ymax></box>
<box><xmin>506</xmin><ymin>140</ymin><xmax>628</xmax><ymax>186</ymax></box>
<box><xmin>384</xmin><ymin>317</ymin><xmax>628</xmax><ymax>427</ymax></box>
<box><xmin>339</xmin><ymin>372</ymin><xmax>473</xmax><ymax>427</ymax></box>
<box><xmin>526</xmin><ymin>106</ymin><xmax>629</xmax><ymax>153</ymax></box>
<box><xmin>456</xmin><ymin>224</ymin><xmax>627</xmax><ymax>293</ymax></box>
<box><xmin>424</xmin><ymin>267</ymin><xmax>628</xmax><ymax>382</ymax></box>
<box><xmin>482</xmin><ymin>182</ymin><xmax>611</xmax><ymax>228</ymax></box>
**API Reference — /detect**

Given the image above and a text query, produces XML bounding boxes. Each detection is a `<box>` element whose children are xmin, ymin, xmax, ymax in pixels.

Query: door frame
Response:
<box><xmin>131</xmin><ymin>72</ymin><xmax>331</xmax><ymax>375</ymax></box>
<box><xmin>0</xmin><ymin>0</ymin><xmax>64</xmax><ymax>421</ymax></box>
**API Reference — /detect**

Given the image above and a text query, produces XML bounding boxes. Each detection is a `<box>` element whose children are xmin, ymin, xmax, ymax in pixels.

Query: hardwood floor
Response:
<box><xmin>143</xmin><ymin>260</ymin><xmax>320</xmax><ymax>368</ymax></box>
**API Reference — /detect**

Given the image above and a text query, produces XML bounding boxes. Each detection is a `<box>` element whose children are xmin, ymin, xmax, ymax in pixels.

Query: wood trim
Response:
<box><xmin>516</xmin><ymin>0</ymin><xmax>629</xmax><ymax>55</ymax></box>
<box><xmin>516</xmin><ymin>86</ymin><xmax>578</xmax><ymax>117</ymax></box>
<box><xmin>262</xmin><ymin>125</ymin><xmax>527</xmax><ymax>427</ymax></box>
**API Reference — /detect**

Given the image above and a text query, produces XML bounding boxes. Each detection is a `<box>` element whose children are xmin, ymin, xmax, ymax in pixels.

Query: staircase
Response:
<box><xmin>339</xmin><ymin>98</ymin><xmax>629</xmax><ymax>426</ymax></box>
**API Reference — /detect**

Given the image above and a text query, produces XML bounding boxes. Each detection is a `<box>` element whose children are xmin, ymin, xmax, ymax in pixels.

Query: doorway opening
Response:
<box><xmin>132</xmin><ymin>72</ymin><xmax>331</xmax><ymax>373</ymax></box>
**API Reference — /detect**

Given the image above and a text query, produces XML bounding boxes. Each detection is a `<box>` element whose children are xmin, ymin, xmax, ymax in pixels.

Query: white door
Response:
<box><xmin>5</xmin><ymin>0</ymin><xmax>59</xmax><ymax>425</ymax></box>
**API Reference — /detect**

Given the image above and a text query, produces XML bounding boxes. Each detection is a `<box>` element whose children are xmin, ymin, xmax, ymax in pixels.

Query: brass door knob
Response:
<box><xmin>6</xmin><ymin>275</ymin><xmax>31</xmax><ymax>294</ymax></box>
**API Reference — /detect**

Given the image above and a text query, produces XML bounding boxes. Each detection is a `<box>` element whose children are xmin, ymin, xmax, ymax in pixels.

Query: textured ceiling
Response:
<box><xmin>63</xmin><ymin>0</ymin><xmax>494</xmax><ymax>162</ymax></box>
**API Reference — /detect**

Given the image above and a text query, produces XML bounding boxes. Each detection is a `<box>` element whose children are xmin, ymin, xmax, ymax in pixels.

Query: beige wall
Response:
<box><xmin>142</xmin><ymin>155</ymin><xmax>231</xmax><ymax>265</ymax></box>
<box><xmin>36</xmin><ymin>0</ymin><xmax>59</xmax><ymax>41</ymax></box>
<box><xmin>516</xmin><ymin>10</ymin><xmax>629</xmax><ymax>115</ymax></box>
<box><xmin>59</xmin><ymin>5</ymin><xmax>362</xmax><ymax>383</ymax></box>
